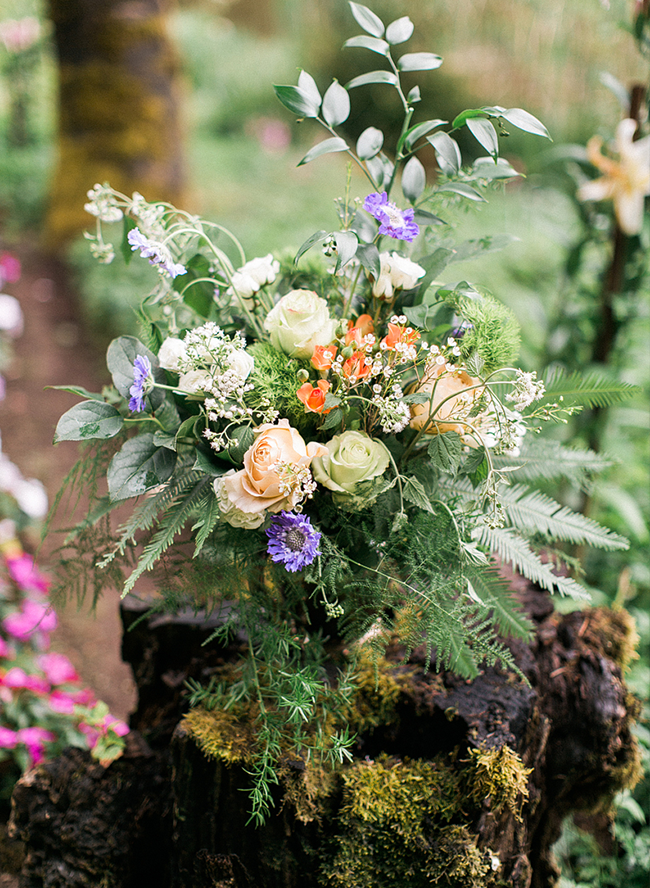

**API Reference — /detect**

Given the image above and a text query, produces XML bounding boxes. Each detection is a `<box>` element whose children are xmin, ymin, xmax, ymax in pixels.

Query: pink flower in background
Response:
<box><xmin>5</xmin><ymin>554</ymin><xmax>50</xmax><ymax>596</ymax></box>
<box><xmin>38</xmin><ymin>651</ymin><xmax>79</xmax><ymax>685</ymax></box>
<box><xmin>79</xmin><ymin>714</ymin><xmax>129</xmax><ymax>750</ymax></box>
<box><xmin>48</xmin><ymin>689</ymin><xmax>76</xmax><ymax>715</ymax></box>
<box><xmin>0</xmin><ymin>635</ymin><xmax>13</xmax><ymax>659</ymax></box>
<box><xmin>0</xmin><ymin>17</ymin><xmax>40</xmax><ymax>53</ymax></box>
<box><xmin>0</xmin><ymin>726</ymin><xmax>18</xmax><ymax>749</ymax></box>
<box><xmin>1</xmin><ymin>666</ymin><xmax>49</xmax><ymax>693</ymax></box>
<box><xmin>3</xmin><ymin>598</ymin><xmax>57</xmax><ymax>644</ymax></box>
<box><xmin>0</xmin><ymin>252</ymin><xmax>21</xmax><ymax>285</ymax></box>
<box><xmin>16</xmin><ymin>726</ymin><xmax>55</xmax><ymax>767</ymax></box>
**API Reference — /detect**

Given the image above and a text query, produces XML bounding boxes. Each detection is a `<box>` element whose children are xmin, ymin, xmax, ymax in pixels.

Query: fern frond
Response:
<box><xmin>493</xmin><ymin>438</ymin><xmax>613</xmax><ymax>486</ymax></box>
<box><xmin>465</xmin><ymin>566</ymin><xmax>534</xmax><ymax>639</ymax></box>
<box><xmin>542</xmin><ymin>367</ymin><xmax>640</xmax><ymax>408</ymax></box>
<box><xmin>122</xmin><ymin>474</ymin><xmax>214</xmax><ymax>596</ymax></box>
<box><xmin>192</xmin><ymin>492</ymin><xmax>222</xmax><ymax>557</ymax></box>
<box><xmin>499</xmin><ymin>484</ymin><xmax>629</xmax><ymax>550</ymax></box>
<box><xmin>473</xmin><ymin>525</ymin><xmax>589</xmax><ymax>599</ymax></box>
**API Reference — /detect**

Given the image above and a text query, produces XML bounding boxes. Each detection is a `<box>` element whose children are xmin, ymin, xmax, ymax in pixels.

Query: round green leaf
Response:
<box><xmin>322</xmin><ymin>81</ymin><xmax>351</xmax><ymax>126</ymax></box>
<box><xmin>356</xmin><ymin>126</ymin><xmax>384</xmax><ymax>159</ymax></box>
<box><xmin>54</xmin><ymin>400</ymin><xmax>124</xmax><ymax>443</ymax></box>
<box><xmin>401</xmin><ymin>155</ymin><xmax>426</xmax><ymax>202</ymax></box>
<box><xmin>386</xmin><ymin>16</ymin><xmax>414</xmax><ymax>44</ymax></box>
<box><xmin>397</xmin><ymin>52</ymin><xmax>443</xmax><ymax>72</ymax></box>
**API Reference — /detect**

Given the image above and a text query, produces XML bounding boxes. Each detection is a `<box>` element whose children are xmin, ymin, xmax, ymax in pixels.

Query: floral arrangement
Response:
<box><xmin>54</xmin><ymin>3</ymin><xmax>637</xmax><ymax>821</ymax></box>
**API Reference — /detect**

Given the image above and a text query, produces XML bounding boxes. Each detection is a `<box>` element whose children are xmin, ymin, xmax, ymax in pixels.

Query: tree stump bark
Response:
<box><xmin>7</xmin><ymin>580</ymin><xmax>641</xmax><ymax>888</ymax></box>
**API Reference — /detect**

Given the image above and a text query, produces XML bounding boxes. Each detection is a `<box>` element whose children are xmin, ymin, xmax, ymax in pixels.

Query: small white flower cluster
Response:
<box><xmin>506</xmin><ymin>369</ymin><xmax>546</xmax><ymax>411</ymax></box>
<box><xmin>270</xmin><ymin>461</ymin><xmax>317</xmax><ymax>505</ymax></box>
<box><xmin>372</xmin><ymin>391</ymin><xmax>411</xmax><ymax>434</ymax></box>
<box><xmin>84</xmin><ymin>184</ymin><xmax>124</xmax><ymax>224</ymax></box>
<box><xmin>480</xmin><ymin>407</ymin><xmax>527</xmax><ymax>456</ymax></box>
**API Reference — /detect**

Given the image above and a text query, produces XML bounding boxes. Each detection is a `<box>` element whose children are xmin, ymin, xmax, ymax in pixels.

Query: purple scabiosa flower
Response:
<box><xmin>265</xmin><ymin>511</ymin><xmax>321</xmax><ymax>572</ymax></box>
<box><xmin>127</xmin><ymin>228</ymin><xmax>186</xmax><ymax>279</ymax></box>
<box><xmin>129</xmin><ymin>355</ymin><xmax>154</xmax><ymax>413</ymax></box>
<box><xmin>363</xmin><ymin>192</ymin><xmax>420</xmax><ymax>242</ymax></box>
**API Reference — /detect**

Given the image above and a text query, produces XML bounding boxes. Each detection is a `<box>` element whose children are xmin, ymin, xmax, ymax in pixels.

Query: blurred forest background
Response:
<box><xmin>0</xmin><ymin>0</ymin><xmax>647</xmax><ymax>884</ymax></box>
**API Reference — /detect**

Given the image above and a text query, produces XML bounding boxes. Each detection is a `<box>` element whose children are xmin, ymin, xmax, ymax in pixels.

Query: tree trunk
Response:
<box><xmin>8</xmin><ymin>579</ymin><xmax>642</xmax><ymax>888</ymax></box>
<box><xmin>44</xmin><ymin>0</ymin><xmax>185</xmax><ymax>251</ymax></box>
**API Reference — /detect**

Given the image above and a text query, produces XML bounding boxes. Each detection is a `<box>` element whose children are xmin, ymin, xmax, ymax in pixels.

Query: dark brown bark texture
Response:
<box><xmin>44</xmin><ymin>0</ymin><xmax>185</xmax><ymax>250</ymax></box>
<box><xmin>7</xmin><ymin>580</ymin><xmax>641</xmax><ymax>888</ymax></box>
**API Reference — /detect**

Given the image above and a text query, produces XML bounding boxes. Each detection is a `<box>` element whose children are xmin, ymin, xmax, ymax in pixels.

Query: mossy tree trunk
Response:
<box><xmin>44</xmin><ymin>0</ymin><xmax>185</xmax><ymax>251</ymax></box>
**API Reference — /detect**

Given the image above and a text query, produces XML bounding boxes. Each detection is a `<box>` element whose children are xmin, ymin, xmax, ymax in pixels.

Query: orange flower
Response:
<box><xmin>345</xmin><ymin>314</ymin><xmax>375</xmax><ymax>347</ymax></box>
<box><xmin>381</xmin><ymin>322</ymin><xmax>420</xmax><ymax>351</ymax></box>
<box><xmin>297</xmin><ymin>379</ymin><xmax>331</xmax><ymax>413</ymax></box>
<box><xmin>342</xmin><ymin>351</ymin><xmax>372</xmax><ymax>381</ymax></box>
<box><xmin>311</xmin><ymin>344</ymin><xmax>337</xmax><ymax>371</ymax></box>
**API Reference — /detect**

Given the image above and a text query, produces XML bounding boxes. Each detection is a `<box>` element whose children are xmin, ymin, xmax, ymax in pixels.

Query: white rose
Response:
<box><xmin>158</xmin><ymin>337</ymin><xmax>187</xmax><ymax>372</ymax></box>
<box><xmin>372</xmin><ymin>253</ymin><xmax>425</xmax><ymax>299</ymax></box>
<box><xmin>214</xmin><ymin>472</ymin><xmax>266</xmax><ymax>529</ymax></box>
<box><xmin>230</xmin><ymin>254</ymin><xmax>279</xmax><ymax>302</ymax></box>
<box><xmin>227</xmin><ymin>348</ymin><xmax>254</xmax><ymax>380</ymax></box>
<box><xmin>264</xmin><ymin>289</ymin><xmax>338</xmax><ymax>359</ymax></box>
<box><xmin>0</xmin><ymin>294</ymin><xmax>23</xmax><ymax>336</ymax></box>
<box><xmin>176</xmin><ymin>369</ymin><xmax>214</xmax><ymax>395</ymax></box>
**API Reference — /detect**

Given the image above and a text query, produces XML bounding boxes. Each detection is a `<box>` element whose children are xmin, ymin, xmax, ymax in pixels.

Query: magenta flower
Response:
<box><xmin>0</xmin><ymin>726</ymin><xmax>18</xmax><ymax>749</ymax></box>
<box><xmin>17</xmin><ymin>726</ymin><xmax>55</xmax><ymax>767</ymax></box>
<box><xmin>48</xmin><ymin>689</ymin><xmax>77</xmax><ymax>714</ymax></box>
<box><xmin>1</xmin><ymin>666</ymin><xmax>49</xmax><ymax>694</ymax></box>
<box><xmin>38</xmin><ymin>652</ymin><xmax>79</xmax><ymax>686</ymax></box>
<box><xmin>79</xmin><ymin>713</ymin><xmax>129</xmax><ymax>750</ymax></box>
<box><xmin>363</xmin><ymin>192</ymin><xmax>420</xmax><ymax>242</ymax></box>
<box><xmin>0</xmin><ymin>251</ymin><xmax>21</xmax><ymax>285</ymax></box>
<box><xmin>0</xmin><ymin>635</ymin><xmax>13</xmax><ymax>659</ymax></box>
<box><xmin>3</xmin><ymin>598</ymin><xmax>57</xmax><ymax>644</ymax></box>
<box><xmin>5</xmin><ymin>554</ymin><xmax>50</xmax><ymax>596</ymax></box>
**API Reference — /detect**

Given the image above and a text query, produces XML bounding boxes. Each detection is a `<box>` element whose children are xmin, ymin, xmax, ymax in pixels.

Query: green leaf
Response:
<box><xmin>451</xmin><ymin>108</ymin><xmax>485</xmax><ymax>128</ymax></box>
<box><xmin>428</xmin><ymin>432</ymin><xmax>462</xmax><ymax>474</ymax></box>
<box><xmin>294</xmin><ymin>230</ymin><xmax>328</xmax><ymax>264</ymax></box>
<box><xmin>397</xmin><ymin>52</ymin><xmax>443</xmax><ymax>72</ymax></box>
<box><xmin>402</xmin><ymin>303</ymin><xmax>441</xmax><ymax>330</ymax></box>
<box><xmin>173</xmin><ymin>253</ymin><xmax>214</xmax><ymax>318</ymax></box>
<box><xmin>466</xmin><ymin>117</ymin><xmax>499</xmax><ymax>159</ymax></box>
<box><xmin>356</xmin><ymin>243</ymin><xmax>381</xmax><ymax>279</ymax></box>
<box><xmin>152</xmin><ymin>431</ymin><xmax>177</xmax><ymax>451</ymax></box>
<box><xmin>106</xmin><ymin>336</ymin><xmax>164</xmax><ymax>410</ymax></box>
<box><xmin>366</xmin><ymin>154</ymin><xmax>394</xmax><ymax>189</ymax></box>
<box><xmin>412</xmin><ymin>209</ymin><xmax>445</xmax><ymax>227</ymax></box>
<box><xmin>541</xmin><ymin>368</ymin><xmax>640</xmax><ymax>408</ymax></box>
<box><xmin>386</xmin><ymin>16</ymin><xmax>414</xmax><ymax>44</ymax></box>
<box><xmin>407</xmin><ymin>85</ymin><xmax>421</xmax><ymax>103</ymax></box>
<box><xmin>470</xmin><ymin>157</ymin><xmax>520</xmax><ymax>180</ymax></box>
<box><xmin>49</xmin><ymin>385</ymin><xmax>104</xmax><ymax>400</ymax></box>
<box><xmin>298</xmin><ymin>70</ymin><xmax>322</xmax><ymax>107</ymax></box>
<box><xmin>450</xmin><ymin>235</ymin><xmax>519</xmax><ymax>263</ymax></box>
<box><xmin>120</xmin><ymin>216</ymin><xmax>137</xmax><ymax>264</ymax></box>
<box><xmin>356</xmin><ymin>126</ymin><xmax>384</xmax><ymax>159</ymax></box>
<box><xmin>401</xmin><ymin>155</ymin><xmax>426</xmax><ymax>202</ymax></box>
<box><xmin>322</xmin><ymin>80</ymin><xmax>351</xmax><ymax>126</ymax></box>
<box><xmin>427</xmin><ymin>131</ymin><xmax>461</xmax><ymax>174</ymax></box>
<box><xmin>436</xmin><ymin>182</ymin><xmax>485</xmax><ymax>202</ymax></box>
<box><xmin>488</xmin><ymin>106</ymin><xmax>551</xmax><ymax>140</ymax></box>
<box><xmin>466</xmin><ymin>567</ymin><xmax>534</xmax><ymax>639</ymax></box>
<box><xmin>416</xmin><ymin>247</ymin><xmax>456</xmax><ymax>292</ymax></box>
<box><xmin>298</xmin><ymin>137</ymin><xmax>348</xmax><ymax>166</ymax></box>
<box><xmin>193</xmin><ymin>448</ymin><xmax>227</xmax><ymax>476</ymax></box>
<box><xmin>334</xmin><ymin>230</ymin><xmax>359</xmax><ymax>271</ymax></box>
<box><xmin>402</xmin><ymin>118</ymin><xmax>447</xmax><ymax>151</ymax></box>
<box><xmin>107</xmin><ymin>433</ymin><xmax>176</xmax><ymax>501</ymax></box>
<box><xmin>343</xmin><ymin>35</ymin><xmax>389</xmax><ymax>55</ymax></box>
<box><xmin>54</xmin><ymin>401</ymin><xmax>124</xmax><ymax>443</ymax></box>
<box><xmin>321</xmin><ymin>407</ymin><xmax>343</xmax><ymax>431</ymax></box>
<box><xmin>346</xmin><ymin>70</ymin><xmax>398</xmax><ymax>90</ymax></box>
<box><xmin>402</xmin><ymin>475</ymin><xmax>435</xmax><ymax>512</ymax></box>
<box><xmin>348</xmin><ymin>2</ymin><xmax>385</xmax><ymax>37</ymax></box>
<box><xmin>225</xmin><ymin>424</ymin><xmax>256</xmax><ymax>464</ymax></box>
<box><xmin>273</xmin><ymin>84</ymin><xmax>320</xmax><ymax>118</ymax></box>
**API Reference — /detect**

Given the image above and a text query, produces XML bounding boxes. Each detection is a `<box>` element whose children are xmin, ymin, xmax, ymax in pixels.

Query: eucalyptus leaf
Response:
<box><xmin>334</xmin><ymin>230</ymin><xmax>359</xmax><ymax>271</ymax></box>
<box><xmin>298</xmin><ymin>137</ymin><xmax>349</xmax><ymax>167</ymax></box>
<box><xmin>54</xmin><ymin>400</ymin><xmax>124</xmax><ymax>443</ymax></box>
<box><xmin>466</xmin><ymin>117</ymin><xmax>499</xmax><ymax>159</ymax></box>
<box><xmin>225</xmin><ymin>424</ymin><xmax>256</xmax><ymax>464</ymax></box>
<box><xmin>366</xmin><ymin>154</ymin><xmax>394</xmax><ymax>189</ymax></box>
<box><xmin>273</xmin><ymin>84</ymin><xmax>320</xmax><ymax>118</ymax></box>
<box><xmin>356</xmin><ymin>126</ymin><xmax>384</xmax><ymax>159</ymax></box>
<box><xmin>397</xmin><ymin>52</ymin><xmax>442</xmax><ymax>72</ymax></box>
<box><xmin>343</xmin><ymin>35</ymin><xmax>389</xmax><ymax>55</ymax></box>
<box><xmin>402</xmin><ymin>303</ymin><xmax>441</xmax><ymax>330</ymax></box>
<box><xmin>107</xmin><ymin>433</ymin><xmax>176</xmax><ymax>501</ymax></box>
<box><xmin>401</xmin><ymin>155</ymin><xmax>426</xmax><ymax>202</ymax></box>
<box><xmin>322</xmin><ymin>80</ymin><xmax>351</xmax><ymax>126</ymax></box>
<box><xmin>427</xmin><ymin>131</ymin><xmax>461</xmax><ymax>174</ymax></box>
<box><xmin>428</xmin><ymin>432</ymin><xmax>462</xmax><ymax>474</ymax></box>
<box><xmin>348</xmin><ymin>2</ymin><xmax>385</xmax><ymax>37</ymax></box>
<box><xmin>346</xmin><ymin>70</ymin><xmax>398</xmax><ymax>90</ymax></box>
<box><xmin>386</xmin><ymin>16</ymin><xmax>414</xmax><ymax>44</ymax></box>
<box><xmin>152</xmin><ymin>431</ymin><xmax>177</xmax><ymax>451</ymax></box>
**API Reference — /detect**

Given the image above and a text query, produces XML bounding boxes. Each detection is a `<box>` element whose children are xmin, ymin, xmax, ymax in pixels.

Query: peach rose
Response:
<box><xmin>409</xmin><ymin>362</ymin><xmax>484</xmax><ymax>436</ymax></box>
<box><xmin>218</xmin><ymin>419</ymin><xmax>327</xmax><ymax>516</ymax></box>
<box><xmin>297</xmin><ymin>380</ymin><xmax>331</xmax><ymax>414</ymax></box>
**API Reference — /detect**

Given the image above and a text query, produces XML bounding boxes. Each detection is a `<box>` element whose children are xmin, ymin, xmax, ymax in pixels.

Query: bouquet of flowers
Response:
<box><xmin>53</xmin><ymin>3</ymin><xmax>635</xmax><ymax>821</ymax></box>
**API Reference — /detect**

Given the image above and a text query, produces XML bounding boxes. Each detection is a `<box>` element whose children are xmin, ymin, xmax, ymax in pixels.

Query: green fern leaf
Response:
<box><xmin>542</xmin><ymin>367</ymin><xmax>640</xmax><ymax>408</ymax></box>
<box><xmin>500</xmin><ymin>484</ymin><xmax>629</xmax><ymax>550</ymax></box>
<box><xmin>192</xmin><ymin>491</ymin><xmax>222</xmax><ymax>556</ymax></box>
<box><xmin>493</xmin><ymin>438</ymin><xmax>613</xmax><ymax>485</ymax></box>
<box><xmin>466</xmin><ymin>566</ymin><xmax>534</xmax><ymax>639</ymax></box>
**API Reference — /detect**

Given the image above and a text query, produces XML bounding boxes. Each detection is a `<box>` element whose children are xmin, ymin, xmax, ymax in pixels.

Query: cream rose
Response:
<box><xmin>158</xmin><ymin>337</ymin><xmax>187</xmax><ymax>372</ymax></box>
<box><xmin>264</xmin><ymin>289</ymin><xmax>338</xmax><ymax>359</ymax></box>
<box><xmin>311</xmin><ymin>430</ymin><xmax>391</xmax><ymax>506</ymax></box>
<box><xmin>219</xmin><ymin>419</ymin><xmax>327</xmax><ymax>516</ymax></box>
<box><xmin>214</xmin><ymin>472</ymin><xmax>266</xmax><ymax>529</ymax></box>
<box><xmin>372</xmin><ymin>252</ymin><xmax>425</xmax><ymax>299</ymax></box>
<box><xmin>227</xmin><ymin>348</ymin><xmax>255</xmax><ymax>381</ymax></box>
<box><xmin>409</xmin><ymin>363</ymin><xmax>484</xmax><ymax>437</ymax></box>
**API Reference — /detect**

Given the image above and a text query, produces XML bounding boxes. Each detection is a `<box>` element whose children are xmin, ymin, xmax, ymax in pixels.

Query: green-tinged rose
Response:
<box><xmin>264</xmin><ymin>289</ymin><xmax>338</xmax><ymax>359</ymax></box>
<box><xmin>312</xmin><ymin>430</ymin><xmax>391</xmax><ymax>508</ymax></box>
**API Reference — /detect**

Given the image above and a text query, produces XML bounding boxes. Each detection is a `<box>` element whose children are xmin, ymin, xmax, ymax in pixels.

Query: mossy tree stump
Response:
<box><xmin>8</xmin><ymin>582</ymin><xmax>641</xmax><ymax>888</ymax></box>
